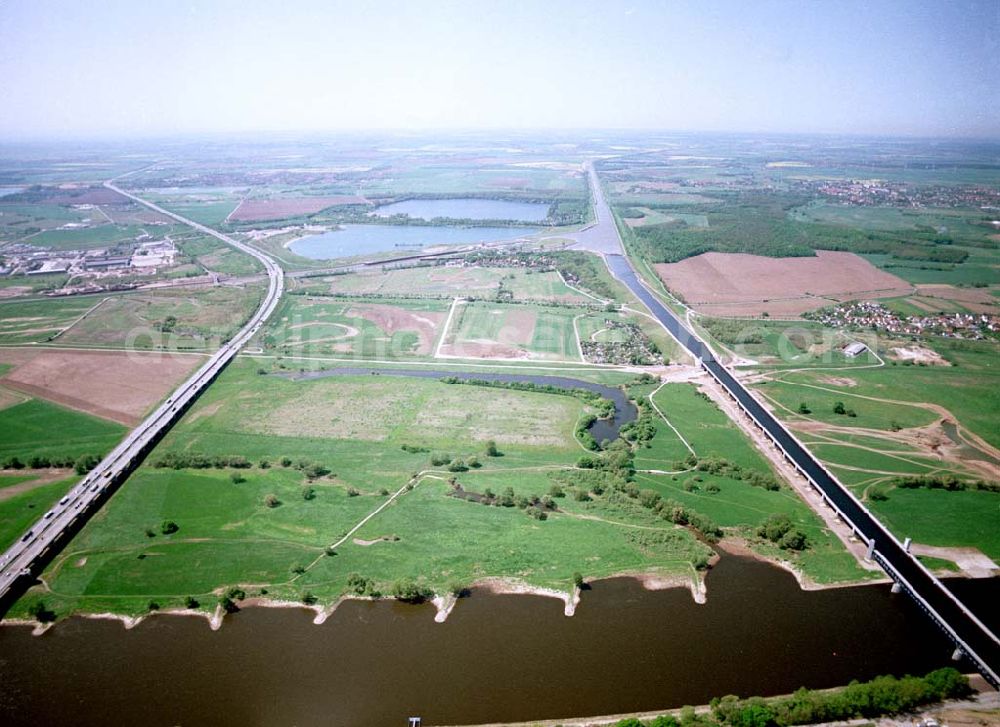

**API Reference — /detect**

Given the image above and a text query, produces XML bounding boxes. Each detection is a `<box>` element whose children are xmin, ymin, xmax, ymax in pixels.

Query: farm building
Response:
<box><xmin>843</xmin><ymin>341</ymin><xmax>868</xmax><ymax>357</ymax></box>
<box><xmin>84</xmin><ymin>255</ymin><xmax>131</xmax><ymax>271</ymax></box>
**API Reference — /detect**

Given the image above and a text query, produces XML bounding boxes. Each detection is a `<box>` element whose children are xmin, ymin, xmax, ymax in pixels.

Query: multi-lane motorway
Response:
<box><xmin>580</xmin><ymin>165</ymin><xmax>999</xmax><ymax>686</ymax></box>
<box><xmin>0</xmin><ymin>179</ymin><xmax>285</xmax><ymax>605</ymax></box>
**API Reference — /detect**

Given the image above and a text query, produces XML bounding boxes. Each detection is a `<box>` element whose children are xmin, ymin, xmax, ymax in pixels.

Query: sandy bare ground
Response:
<box><xmin>229</xmin><ymin>196</ymin><xmax>368</xmax><ymax>222</ymax></box>
<box><xmin>0</xmin><ymin>348</ymin><xmax>204</xmax><ymax>425</ymax></box>
<box><xmin>890</xmin><ymin>345</ymin><xmax>950</xmax><ymax>365</ymax></box>
<box><xmin>909</xmin><ymin>544</ymin><xmax>998</xmax><ymax>578</ymax></box>
<box><xmin>345</xmin><ymin>303</ymin><xmax>444</xmax><ymax>355</ymax></box>
<box><xmin>654</xmin><ymin>251</ymin><xmax>913</xmax><ymax>317</ymax></box>
<box><xmin>0</xmin><ymin>468</ymin><xmax>73</xmax><ymax>501</ymax></box>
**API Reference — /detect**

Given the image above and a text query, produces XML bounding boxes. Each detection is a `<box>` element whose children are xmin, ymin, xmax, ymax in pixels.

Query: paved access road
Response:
<box><xmin>0</xmin><ymin>180</ymin><xmax>285</xmax><ymax>605</ymax></box>
<box><xmin>582</xmin><ymin>163</ymin><xmax>999</xmax><ymax>686</ymax></box>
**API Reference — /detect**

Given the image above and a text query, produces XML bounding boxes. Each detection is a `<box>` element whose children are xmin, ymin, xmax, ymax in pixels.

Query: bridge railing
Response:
<box><xmin>872</xmin><ymin>551</ymin><xmax>999</xmax><ymax>687</ymax></box>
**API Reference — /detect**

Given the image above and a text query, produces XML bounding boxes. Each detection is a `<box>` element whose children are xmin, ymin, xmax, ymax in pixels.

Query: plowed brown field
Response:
<box><xmin>654</xmin><ymin>250</ymin><xmax>912</xmax><ymax>317</ymax></box>
<box><xmin>0</xmin><ymin>349</ymin><xmax>203</xmax><ymax>425</ymax></box>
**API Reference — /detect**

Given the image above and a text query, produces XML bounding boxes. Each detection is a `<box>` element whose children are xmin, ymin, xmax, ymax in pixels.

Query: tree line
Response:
<box><xmin>612</xmin><ymin>667</ymin><xmax>970</xmax><ymax>727</ymax></box>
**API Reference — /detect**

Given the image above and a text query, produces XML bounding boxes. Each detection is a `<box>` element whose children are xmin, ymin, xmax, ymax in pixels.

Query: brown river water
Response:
<box><xmin>0</xmin><ymin>554</ymin><xmax>994</xmax><ymax>727</ymax></box>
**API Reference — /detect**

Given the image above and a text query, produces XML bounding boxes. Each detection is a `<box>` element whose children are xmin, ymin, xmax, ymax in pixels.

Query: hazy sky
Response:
<box><xmin>1</xmin><ymin>0</ymin><xmax>997</xmax><ymax>139</ymax></box>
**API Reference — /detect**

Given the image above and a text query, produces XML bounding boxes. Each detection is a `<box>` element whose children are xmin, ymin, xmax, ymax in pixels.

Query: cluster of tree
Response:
<box><xmin>429</xmin><ymin>452</ymin><xmax>483</xmax><ymax>471</ymax></box>
<box><xmin>570</xmin><ymin>445</ymin><xmax>723</xmax><ymax>542</ymax></box>
<box><xmin>286</xmin><ymin>459</ymin><xmax>331</xmax><ymax>480</ymax></box>
<box><xmin>893</xmin><ymin>474</ymin><xmax>999</xmax><ymax>494</ymax></box>
<box><xmin>548</xmin><ymin>197</ymin><xmax>590</xmax><ymax>226</ymax></box>
<box><xmin>153</xmin><ymin>315</ymin><xmax>178</xmax><ymax>333</ymax></box>
<box><xmin>628</xmin><ymin>191</ymin><xmax>819</xmax><ymax>263</ymax></box>
<box><xmin>576</xmin><ymin>439</ymin><xmax>636</xmax><ymax>479</ymax></box>
<box><xmin>2</xmin><ymin>453</ymin><xmax>104</xmax><ymax>473</ymax></box>
<box><xmin>657</xmin><ymin>498</ymin><xmax>724</xmax><ymax>542</ymax></box>
<box><xmin>473</xmin><ymin>485</ymin><xmax>555</xmax><ymax>519</ymax></box>
<box><xmin>619</xmin><ymin>401</ymin><xmax>658</xmax><ymax>445</ymax></box>
<box><xmin>347</xmin><ymin>572</ymin><xmax>380</xmax><ymax>597</ymax></box>
<box><xmin>711</xmin><ymin>668</ymin><xmax>971</xmax><ymax>727</ymax></box>
<box><xmin>153</xmin><ymin>453</ymin><xmax>253</xmax><ymax>470</ymax></box>
<box><xmin>611</xmin><ymin>667</ymin><xmax>969</xmax><ymax>727</ymax></box>
<box><xmin>703</xmin><ymin>318</ymin><xmax>769</xmax><ymax>346</ymax></box>
<box><xmin>219</xmin><ymin>587</ymin><xmax>246</xmax><ymax>614</ymax></box>
<box><xmin>756</xmin><ymin>513</ymin><xmax>809</xmax><ymax>551</ymax></box>
<box><xmin>548</xmin><ymin>250</ymin><xmax>618</xmax><ymax>300</ymax></box>
<box><xmin>558</xmin><ymin>466</ymin><xmax>629</xmax><ymax>499</ymax></box>
<box><xmin>624</xmin><ymin>186</ymin><xmax>983</xmax><ymax>267</ymax></box>
<box><xmin>27</xmin><ymin>600</ymin><xmax>57</xmax><ymax>624</ymax></box>
<box><xmin>832</xmin><ymin>401</ymin><xmax>857</xmax><ymax>417</ymax></box>
<box><xmin>577</xmin><ymin>414</ymin><xmax>600</xmax><ymax>451</ymax></box>
<box><xmin>400</xmin><ymin>444</ymin><xmax>430</xmax><ymax>454</ymax></box>
<box><xmin>693</xmin><ymin>456</ymin><xmax>781</xmax><ymax>491</ymax></box>
<box><xmin>391</xmin><ymin>577</ymin><xmax>433</xmax><ymax>603</ymax></box>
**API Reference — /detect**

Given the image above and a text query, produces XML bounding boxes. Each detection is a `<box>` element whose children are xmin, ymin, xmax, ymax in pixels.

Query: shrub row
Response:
<box><xmin>611</xmin><ymin>667</ymin><xmax>970</xmax><ymax>727</ymax></box>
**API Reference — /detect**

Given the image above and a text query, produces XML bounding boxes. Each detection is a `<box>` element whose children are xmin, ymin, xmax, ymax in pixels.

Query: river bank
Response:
<box><xmin>4</xmin><ymin>541</ymin><xmax>917</xmax><ymax>634</ymax></box>
<box><xmin>3</xmin><ymin>554</ymin><xmax>991</xmax><ymax>726</ymax></box>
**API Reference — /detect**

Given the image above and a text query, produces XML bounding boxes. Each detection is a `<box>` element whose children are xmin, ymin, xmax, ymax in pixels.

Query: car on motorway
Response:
<box><xmin>20</xmin><ymin>531</ymin><xmax>33</xmax><ymax>542</ymax></box>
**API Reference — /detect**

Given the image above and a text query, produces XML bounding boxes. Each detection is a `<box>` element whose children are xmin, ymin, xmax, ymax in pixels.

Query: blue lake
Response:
<box><xmin>289</xmin><ymin>223</ymin><xmax>538</xmax><ymax>260</ymax></box>
<box><xmin>373</xmin><ymin>198</ymin><xmax>550</xmax><ymax>222</ymax></box>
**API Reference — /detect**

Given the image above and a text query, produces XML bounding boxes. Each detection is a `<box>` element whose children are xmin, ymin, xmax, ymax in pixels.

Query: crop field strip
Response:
<box><xmin>438</xmin><ymin>300</ymin><xmax>583</xmax><ymax>362</ymax></box>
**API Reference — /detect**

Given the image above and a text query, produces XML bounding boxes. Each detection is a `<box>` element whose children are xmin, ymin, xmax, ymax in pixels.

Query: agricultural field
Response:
<box><xmin>346</xmin><ymin>164</ymin><xmax>585</xmax><ymax>197</ymax></box>
<box><xmin>266</xmin><ymin>295</ymin><xmax>449</xmax><ymax>358</ymax></box>
<box><xmin>12</xmin><ymin>361</ymin><xmax>724</xmax><ymax>618</ymax></box>
<box><xmin>0</xmin><ymin>396</ymin><xmax>125</xmax><ymax>465</ymax></box>
<box><xmin>24</xmin><ymin>224</ymin><xmax>151</xmax><ymax>252</ymax></box>
<box><xmin>438</xmin><ymin>301</ymin><xmax>581</xmax><ymax>362</ymax></box>
<box><xmin>653</xmin><ymin>250</ymin><xmax>913</xmax><ymax>318</ymax></box>
<box><xmin>0</xmin><ymin>296</ymin><xmax>98</xmax><ymax>343</ymax></box>
<box><xmin>0</xmin><ymin>348</ymin><xmax>202</xmax><ymax>425</ymax></box>
<box><xmin>622</xmin><ymin>207</ymin><xmax>709</xmax><ymax>229</ymax></box>
<box><xmin>228</xmin><ymin>195</ymin><xmax>369</xmax><ymax>222</ymax></box>
<box><xmin>55</xmin><ymin>285</ymin><xmax>265</xmax><ymax>351</ymax></box>
<box><xmin>173</xmin><ymin>233</ymin><xmax>264</xmax><ymax>277</ymax></box>
<box><xmin>607</xmin><ymin>148</ymin><xmax>1000</xmax><ymax>308</ymax></box>
<box><xmin>310</xmin><ymin>264</ymin><xmax>592</xmax><ymax>304</ymax></box>
<box><xmin>693</xmin><ymin>316</ymin><xmax>885</xmax><ymax>368</ymax></box>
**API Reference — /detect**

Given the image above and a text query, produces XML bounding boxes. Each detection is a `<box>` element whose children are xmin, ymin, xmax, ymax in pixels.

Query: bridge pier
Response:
<box><xmin>952</xmin><ymin>647</ymin><xmax>963</xmax><ymax>661</ymax></box>
<box><xmin>903</xmin><ymin>537</ymin><xmax>912</xmax><ymax>553</ymax></box>
<box><xmin>891</xmin><ymin>581</ymin><xmax>902</xmax><ymax>594</ymax></box>
<box><xmin>866</xmin><ymin>541</ymin><xmax>875</xmax><ymax>562</ymax></box>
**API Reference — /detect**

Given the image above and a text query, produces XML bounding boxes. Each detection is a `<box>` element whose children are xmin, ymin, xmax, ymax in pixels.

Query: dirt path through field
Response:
<box><xmin>755</xmin><ymin>372</ymin><xmax>1000</xmax><ymax>477</ymax></box>
<box><xmin>0</xmin><ymin>468</ymin><xmax>73</xmax><ymax>502</ymax></box>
